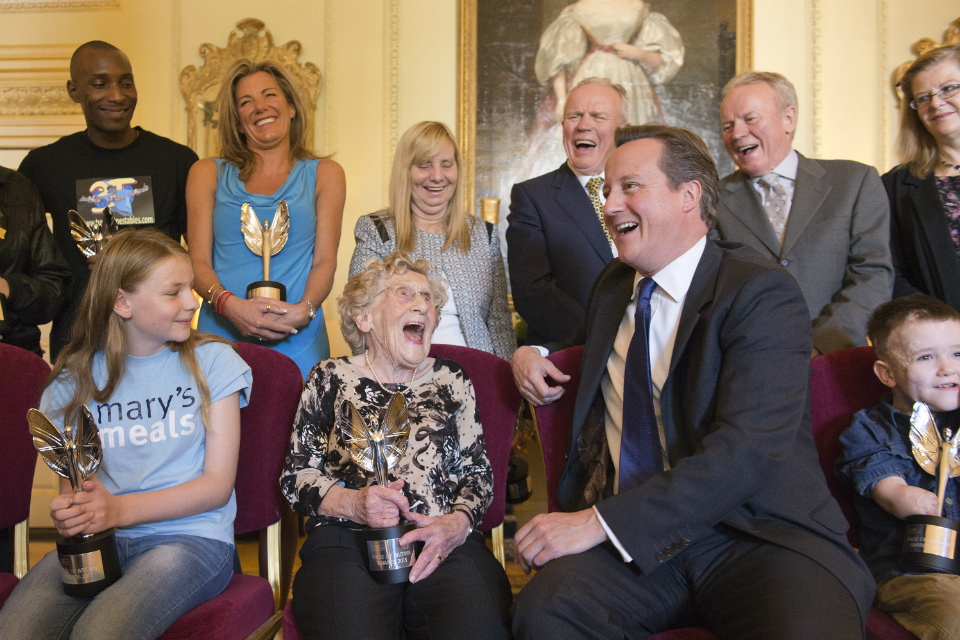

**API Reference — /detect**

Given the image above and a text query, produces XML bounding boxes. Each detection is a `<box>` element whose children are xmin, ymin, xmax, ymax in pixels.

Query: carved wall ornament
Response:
<box><xmin>893</xmin><ymin>17</ymin><xmax>960</xmax><ymax>97</ymax></box>
<box><xmin>179</xmin><ymin>18</ymin><xmax>322</xmax><ymax>156</ymax></box>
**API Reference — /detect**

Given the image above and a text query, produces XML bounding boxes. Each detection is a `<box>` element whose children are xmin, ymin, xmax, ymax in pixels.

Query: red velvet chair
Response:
<box><xmin>0</xmin><ymin>344</ymin><xmax>49</xmax><ymax>607</ymax></box>
<box><xmin>282</xmin><ymin>344</ymin><xmax>522</xmax><ymax>640</ymax></box>
<box><xmin>159</xmin><ymin>342</ymin><xmax>302</xmax><ymax>640</ymax></box>
<box><xmin>810</xmin><ymin>347</ymin><xmax>917</xmax><ymax>640</ymax></box>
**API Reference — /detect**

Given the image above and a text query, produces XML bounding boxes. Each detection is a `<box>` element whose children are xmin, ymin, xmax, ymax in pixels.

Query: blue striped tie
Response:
<box><xmin>618</xmin><ymin>277</ymin><xmax>664</xmax><ymax>492</ymax></box>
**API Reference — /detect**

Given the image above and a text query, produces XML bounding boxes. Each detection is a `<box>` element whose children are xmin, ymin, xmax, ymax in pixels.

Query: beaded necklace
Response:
<box><xmin>364</xmin><ymin>350</ymin><xmax>420</xmax><ymax>395</ymax></box>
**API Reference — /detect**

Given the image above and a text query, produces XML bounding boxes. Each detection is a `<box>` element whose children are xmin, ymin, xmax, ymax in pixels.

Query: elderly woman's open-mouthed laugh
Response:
<box><xmin>281</xmin><ymin>252</ymin><xmax>512</xmax><ymax>640</ymax></box>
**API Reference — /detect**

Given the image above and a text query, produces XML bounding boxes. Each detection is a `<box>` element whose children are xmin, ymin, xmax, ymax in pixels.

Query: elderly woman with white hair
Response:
<box><xmin>281</xmin><ymin>252</ymin><xmax>511</xmax><ymax>640</ymax></box>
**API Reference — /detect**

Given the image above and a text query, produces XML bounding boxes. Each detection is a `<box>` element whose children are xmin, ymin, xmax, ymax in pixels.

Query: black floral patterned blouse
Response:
<box><xmin>937</xmin><ymin>175</ymin><xmax>960</xmax><ymax>256</ymax></box>
<box><xmin>281</xmin><ymin>356</ymin><xmax>493</xmax><ymax>533</ymax></box>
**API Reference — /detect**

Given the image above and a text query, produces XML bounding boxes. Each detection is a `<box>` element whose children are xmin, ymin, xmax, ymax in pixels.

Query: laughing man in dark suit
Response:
<box><xmin>507</xmin><ymin>78</ymin><xmax>627</xmax><ymax>345</ymax></box>
<box><xmin>510</xmin><ymin>124</ymin><xmax>875</xmax><ymax>639</ymax></box>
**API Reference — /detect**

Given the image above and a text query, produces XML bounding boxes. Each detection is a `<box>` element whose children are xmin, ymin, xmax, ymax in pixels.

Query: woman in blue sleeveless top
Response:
<box><xmin>187</xmin><ymin>58</ymin><xmax>344</xmax><ymax>379</ymax></box>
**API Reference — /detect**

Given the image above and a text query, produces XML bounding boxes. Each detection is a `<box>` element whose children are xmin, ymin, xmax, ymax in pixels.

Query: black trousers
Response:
<box><xmin>513</xmin><ymin>524</ymin><xmax>866</xmax><ymax>640</ymax></box>
<box><xmin>292</xmin><ymin>525</ymin><xmax>512</xmax><ymax>640</ymax></box>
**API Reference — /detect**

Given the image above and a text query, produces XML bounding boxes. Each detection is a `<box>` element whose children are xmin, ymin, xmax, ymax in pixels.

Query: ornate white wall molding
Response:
<box><xmin>878</xmin><ymin>0</ymin><xmax>889</xmax><ymax>169</ymax></box>
<box><xmin>0</xmin><ymin>44</ymin><xmax>84</xmax><ymax>148</ymax></box>
<box><xmin>0</xmin><ymin>0</ymin><xmax>118</xmax><ymax>10</ymax></box>
<box><xmin>383</xmin><ymin>0</ymin><xmax>400</xmax><ymax>196</ymax></box>
<box><xmin>810</xmin><ymin>0</ymin><xmax>823</xmax><ymax>157</ymax></box>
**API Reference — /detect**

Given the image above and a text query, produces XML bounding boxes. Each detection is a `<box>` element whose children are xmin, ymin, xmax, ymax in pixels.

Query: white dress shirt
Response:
<box><xmin>593</xmin><ymin>235</ymin><xmax>707</xmax><ymax>561</ymax></box>
<box><xmin>749</xmin><ymin>149</ymin><xmax>798</xmax><ymax>232</ymax></box>
<box><xmin>431</xmin><ymin>275</ymin><xmax>467</xmax><ymax>347</ymax></box>
<box><xmin>568</xmin><ymin>161</ymin><xmax>618</xmax><ymax>258</ymax></box>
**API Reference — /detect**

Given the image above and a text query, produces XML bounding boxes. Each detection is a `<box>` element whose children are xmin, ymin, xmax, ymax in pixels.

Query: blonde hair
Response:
<box><xmin>337</xmin><ymin>252</ymin><xmax>447</xmax><ymax>353</ymax></box>
<box><xmin>48</xmin><ymin>229</ymin><xmax>233</xmax><ymax>430</ymax></box>
<box><xmin>388</xmin><ymin>121</ymin><xmax>473</xmax><ymax>254</ymax></box>
<box><xmin>896</xmin><ymin>45</ymin><xmax>960</xmax><ymax>178</ymax></box>
<box><xmin>217</xmin><ymin>58</ymin><xmax>317</xmax><ymax>181</ymax></box>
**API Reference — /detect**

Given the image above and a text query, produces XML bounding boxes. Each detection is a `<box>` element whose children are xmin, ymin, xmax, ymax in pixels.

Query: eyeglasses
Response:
<box><xmin>910</xmin><ymin>83</ymin><xmax>960</xmax><ymax>110</ymax></box>
<box><xmin>375</xmin><ymin>283</ymin><xmax>437</xmax><ymax>307</ymax></box>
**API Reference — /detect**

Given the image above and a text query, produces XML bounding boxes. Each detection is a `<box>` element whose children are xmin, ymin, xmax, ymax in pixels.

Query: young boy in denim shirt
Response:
<box><xmin>837</xmin><ymin>294</ymin><xmax>960</xmax><ymax>640</ymax></box>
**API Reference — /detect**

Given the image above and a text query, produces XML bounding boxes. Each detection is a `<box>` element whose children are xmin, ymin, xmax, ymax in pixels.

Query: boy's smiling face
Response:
<box><xmin>875</xmin><ymin>319</ymin><xmax>960</xmax><ymax>414</ymax></box>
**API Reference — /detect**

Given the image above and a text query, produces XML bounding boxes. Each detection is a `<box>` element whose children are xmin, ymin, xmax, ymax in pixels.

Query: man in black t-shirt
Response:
<box><xmin>18</xmin><ymin>40</ymin><xmax>198</xmax><ymax>360</ymax></box>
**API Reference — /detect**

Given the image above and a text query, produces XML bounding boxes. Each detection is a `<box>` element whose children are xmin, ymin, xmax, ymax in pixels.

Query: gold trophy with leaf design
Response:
<box><xmin>900</xmin><ymin>401</ymin><xmax>960</xmax><ymax>574</ymax></box>
<box><xmin>28</xmin><ymin>405</ymin><xmax>122</xmax><ymax>596</ymax></box>
<box><xmin>68</xmin><ymin>207</ymin><xmax>119</xmax><ymax>258</ymax></box>
<box><xmin>339</xmin><ymin>393</ymin><xmax>422</xmax><ymax>584</ymax></box>
<box><xmin>241</xmin><ymin>201</ymin><xmax>289</xmax><ymax>301</ymax></box>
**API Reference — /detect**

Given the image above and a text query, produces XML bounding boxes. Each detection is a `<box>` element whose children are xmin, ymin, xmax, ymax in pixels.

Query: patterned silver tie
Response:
<box><xmin>758</xmin><ymin>173</ymin><xmax>789</xmax><ymax>246</ymax></box>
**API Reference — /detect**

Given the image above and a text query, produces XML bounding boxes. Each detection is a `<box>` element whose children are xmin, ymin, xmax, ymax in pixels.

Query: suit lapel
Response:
<box><xmin>552</xmin><ymin>164</ymin><xmax>614</xmax><ymax>262</ymax></box>
<box><xmin>781</xmin><ymin>153</ymin><xmax>829</xmax><ymax>256</ymax></box>
<box><xmin>668</xmin><ymin>242</ymin><xmax>718</xmax><ymax>379</ymax></box>
<box><xmin>660</xmin><ymin>241</ymin><xmax>719</xmax><ymax>462</ymax></box>
<box><xmin>722</xmin><ymin>173</ymin><xmax>782</xmax><ymax>256</ymax></box>
<box><xmin>571</xmin><ymin>262</ymin><xmax>635</xmax><ymax>439</ymax></box>
<box><xmin>905</xmin><ymin>171</ymin><xmax>960</xmax><ymax>296</ymax></box>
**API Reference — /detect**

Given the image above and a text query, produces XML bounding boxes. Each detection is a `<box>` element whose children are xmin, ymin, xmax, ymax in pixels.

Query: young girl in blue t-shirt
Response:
<box><xmin>0</xmin><ymin>229</ymin><xmax>252</xmax><ymax>640</ymax></box>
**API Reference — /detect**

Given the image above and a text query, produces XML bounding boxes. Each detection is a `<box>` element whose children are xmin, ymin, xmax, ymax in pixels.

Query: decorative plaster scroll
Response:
<box><xmin>179</xmin><ymin>18</ymin><xmax>322</xmax><ymax>154</ymax></box>
<box><xmin>893</xmin><ymin>17</ymin><xmax>960</xmax><ymax>93</ymax></box>
<box><xmin>0</xmin><ymin>0</ymin><xmax>118</xmax><ymax>10</ymax></box>
<box><xmin>0</xmin><ymin>86</ymin><xmax>80</xmax><ymax>116</ymax></box>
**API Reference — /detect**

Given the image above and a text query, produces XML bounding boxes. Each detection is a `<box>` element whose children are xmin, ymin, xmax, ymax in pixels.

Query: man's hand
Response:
<box><xmin>873</xmin><ymin>476</ymin><xmax>940</xmax><ymax>520</ymax></box>
<box><xmin>514</xmin><ymin>509</ymin><xmax>607</xmax><ymax>574</ymax></box>
<box><xmin>511</xmin><ymin>345</ymin><xmax>570</xmax><ymax>406</ymax></box>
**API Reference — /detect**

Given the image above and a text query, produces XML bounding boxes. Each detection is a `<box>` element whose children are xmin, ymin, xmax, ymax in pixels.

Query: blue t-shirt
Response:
<box><xmin>40</xmin><ymin>341</ymin><xmax>252</xmax><ymax>545</ymax></box>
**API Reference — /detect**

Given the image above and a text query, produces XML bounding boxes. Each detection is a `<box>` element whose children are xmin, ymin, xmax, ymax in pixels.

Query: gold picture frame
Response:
<box><xmin>458</xmin><ymin>0</ymin><xmax>753</xmax><ymax>217</ymax></box>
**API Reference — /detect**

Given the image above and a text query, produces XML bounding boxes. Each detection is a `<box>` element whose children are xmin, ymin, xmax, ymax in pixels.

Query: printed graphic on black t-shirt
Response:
<box><xmin>74</xmin><ymin>176</ymin><xmax>156</xmax><ymax>226</ymax></box>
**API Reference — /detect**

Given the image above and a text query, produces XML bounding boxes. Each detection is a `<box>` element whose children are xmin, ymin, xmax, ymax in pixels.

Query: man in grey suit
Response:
<box><xmin>507</xmin><ymin>78</ymin><xmax>626</xmax><ymax>345</ymax></box>
<box><xmin>717</xmin><ymin>71</ymin><xmax>892</xmax><ymax>354</ymax></box>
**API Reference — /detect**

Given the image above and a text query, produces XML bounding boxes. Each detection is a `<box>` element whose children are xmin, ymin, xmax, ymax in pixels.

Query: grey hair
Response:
<box><xmin>722</xmin><ymin>71</ymin><xmax>799</xmax><ymax>114</ymax></box>
<box><xmin>566</xmin><ymin>77</ymin><xmax>630</xmax><ymax>124</ymax></box>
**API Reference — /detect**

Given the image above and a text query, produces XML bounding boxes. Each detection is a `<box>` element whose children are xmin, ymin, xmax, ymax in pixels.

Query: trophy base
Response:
<box><xmin>246</xmin><ymin>281</ymin><xmax>286</xmax><ymax>302</ymax></box>
<box><xmin>57</xmin><ymin>528</ymin><xmax>122</xmax><ymax>597</ymax></box>
<box><xmin>358</xmin><ymin>522</ymin><xmax>423</xmax><ymax>584</ymax></box>
<box><xmin>901</xmin><ymin>515</ymin><xmax>960</xmax><ymax>575</ymax></box>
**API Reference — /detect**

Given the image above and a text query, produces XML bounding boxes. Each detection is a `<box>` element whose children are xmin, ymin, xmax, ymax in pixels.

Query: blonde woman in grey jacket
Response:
<box><xmin>349</xmin><ymin>121</ymin><xmax>516</xmax><ymax>359</ymax></box>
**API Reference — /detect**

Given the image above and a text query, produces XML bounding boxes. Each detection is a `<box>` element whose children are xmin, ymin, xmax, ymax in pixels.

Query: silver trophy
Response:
<box><xmin>68</xmin><ymin>207</ymin><xmax>119</xmax><ymax>258</ymax></box>
<box><xmin>28</xmin><ymin>406</ymin><xmax>122</xmax><ymax>596</ymax></box>
<box><xmin>241</xmin><ymin>201</ymin><xmax>289</xmax><ymax>301</ymax></box>
<box><xmin>339</xmin><ymin>393</ymin><xmax>421</xmax><ymax>584</ymax></box>
<box><xmin>900</xmin><ymin>401</ymin><xmax>960</xmax><ymax>574</ymax></box>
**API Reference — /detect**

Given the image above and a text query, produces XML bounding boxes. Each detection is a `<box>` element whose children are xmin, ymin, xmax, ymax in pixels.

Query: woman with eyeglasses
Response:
<box><xmin>348</xmin><ymin>121</ymin><xmax>515</xmax><ymax>358</ymax></box>
<box><xmin>281</xmin><ymin>252</ymin><xmax>512</xmax><ymax>640</ymax></box>
<box><xmin>884</xmin><ymin>44</ymin><xmax>960</xmax><ymax>311</ymax></box>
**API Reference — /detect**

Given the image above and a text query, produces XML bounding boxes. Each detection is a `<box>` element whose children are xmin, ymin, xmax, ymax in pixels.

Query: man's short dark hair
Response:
<box><xmin>614</xmin><ymin>124</ymin><xmax>719</xmax><ymax>228</ymax></box>
<box><xmin>867</xmin><ymin>294</ymin><xmax>960</xmax><ymax>362</ymax></box>
<box><xmin>70</xmin><ymin>41</ymin><xmax>123</xmax><ymax>80</ymax></box>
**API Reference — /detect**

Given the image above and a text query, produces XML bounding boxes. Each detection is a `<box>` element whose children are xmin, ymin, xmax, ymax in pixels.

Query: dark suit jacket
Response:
<box><xmin>507</xmin><ymin>163</ymin><xmax>614</xmax><ymax>345</ymax></box>
<box><xmin>716</xmin><ymin>153</ymin><xmax>893</xmax><ymax>354</ymax></box>
<box><xmin>882</xmin><ymin>164</ymin><xmax>960</xmax><ymax>311</ymax></box>
<box><xmin>554</xmin><ymin>239</ymin><xmax>875</xmax><ymax>622</ymax></box>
